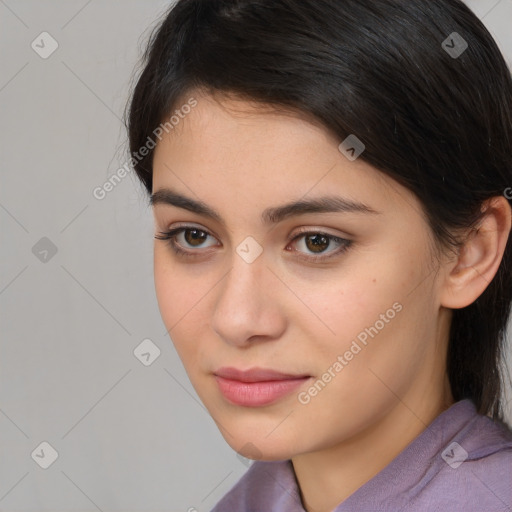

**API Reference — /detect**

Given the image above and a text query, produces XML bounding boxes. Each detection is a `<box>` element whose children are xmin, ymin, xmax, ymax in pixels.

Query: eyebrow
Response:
<box><xmin>150</xmin><ymin>187</ymin><xmax>381</xmax><ymax>225</ymax></box>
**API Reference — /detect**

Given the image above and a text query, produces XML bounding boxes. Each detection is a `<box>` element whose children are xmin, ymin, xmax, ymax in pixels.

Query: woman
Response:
<box><xmin>126</xmin><ymin>0</ymin><xmax>512</xmax><ymax>510</ymax></box>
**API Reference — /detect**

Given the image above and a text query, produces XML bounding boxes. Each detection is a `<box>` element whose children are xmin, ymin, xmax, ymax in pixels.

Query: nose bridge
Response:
<box><xmin>221</xmin><ymin>243</ymin><xmax>268</xmax><ymax>308</ymax></box>
<box><xmin>210</xmin><ymin>241</ymin><xmax>275</xmax><ymax>344</ymax></box>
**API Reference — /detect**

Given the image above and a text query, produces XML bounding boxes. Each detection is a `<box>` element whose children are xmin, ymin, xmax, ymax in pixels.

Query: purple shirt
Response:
<box><xmin>210</xmin><ymin>399</ymin><xmax>512</xmax><ymax>511</ymax></box>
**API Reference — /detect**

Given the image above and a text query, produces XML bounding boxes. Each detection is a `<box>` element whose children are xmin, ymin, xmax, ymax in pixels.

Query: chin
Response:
<box><xmin>211</xmin><ymin>415</ymin><xmax>302</xmax><ymax>461</ymax></box>
<box><xmin>227</xmin><ymin>436</ymin><xmax>298</xmax><ymax>462</ymax></box>
<box><xmin>192</xmin><ymin>379</ymin><xmax>309</xmax><ymax>458</ymax></box>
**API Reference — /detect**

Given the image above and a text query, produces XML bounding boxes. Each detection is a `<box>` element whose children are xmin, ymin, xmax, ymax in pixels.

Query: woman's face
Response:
<box><xmin>151</xmin><ymin>91</ymin><xmax>453</xmax><ymax>460</ymax></box>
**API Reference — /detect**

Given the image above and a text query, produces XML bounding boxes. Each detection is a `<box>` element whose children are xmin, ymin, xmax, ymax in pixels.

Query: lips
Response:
<box><xmin>215</xmin><ymin>366</ymin><xmax>310</xmax><ymax>382</ymax></box>
<box><xmin>214</xmin><ymin>366</ymin><xmax>311</xmax><ymax>407</ymax></box>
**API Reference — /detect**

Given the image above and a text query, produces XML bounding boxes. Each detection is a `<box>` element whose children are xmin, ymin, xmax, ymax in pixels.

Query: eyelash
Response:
<box><xmin>154</xmin><ymin>225</ymin><xmax>352</xmax><ymax>263</ymax></box>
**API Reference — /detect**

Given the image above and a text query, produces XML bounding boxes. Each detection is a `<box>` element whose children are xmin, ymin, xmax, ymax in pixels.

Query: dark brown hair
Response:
<box><xmin>126</xmin><ymin>0</ymin><xmax>512</xmax><ymax>425</ymax></box>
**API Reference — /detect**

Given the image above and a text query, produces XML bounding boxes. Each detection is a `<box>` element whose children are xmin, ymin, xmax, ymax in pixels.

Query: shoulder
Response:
<box><xmin>434</xmin><ymin>413</ymin><xmax>512</xmax><ymax>508</ymax></box>
<box><xmin>410</xmin><ymin>411</ymin><xmax>512</xmax><ymax>511</ymax></box>
<box><xmin>209</xmin><ymin>460</ymin><xmax>303</xmax><ymax>512</ymax></box>
<box><xmin>344</xmin><ymin>401</ymin><xmax>512</xmax><ymax>512</ymax></box>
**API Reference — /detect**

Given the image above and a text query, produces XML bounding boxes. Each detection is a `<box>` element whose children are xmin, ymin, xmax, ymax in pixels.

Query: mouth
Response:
<box><xmin>213</xmin><ymin>366</ymin><xmax>312</xmax><ymax>407</ymax></box>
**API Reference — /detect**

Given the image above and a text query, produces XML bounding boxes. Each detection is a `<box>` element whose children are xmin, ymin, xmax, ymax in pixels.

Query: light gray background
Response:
<box><xmin>1</xmin><ymin>1</ymin><xmax>512</xmax><ymax>511</ymax></box>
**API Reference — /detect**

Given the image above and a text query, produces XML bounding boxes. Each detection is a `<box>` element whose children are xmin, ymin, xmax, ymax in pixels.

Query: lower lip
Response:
<box><xmin>214</xmin><ymin>375</ymin><xmax>310</xmax><ymax>407</ymax></box>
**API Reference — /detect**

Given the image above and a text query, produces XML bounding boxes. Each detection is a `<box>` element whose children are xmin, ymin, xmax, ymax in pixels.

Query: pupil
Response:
<box><xmin>307</xmin><ymin>234</ymin><xmax>328</xmax><ymax>253</ymax></box>
<box><xmin>186</xmin><ymin>229</ymin><xmax>206</xmax><ymax>246</ymax></box>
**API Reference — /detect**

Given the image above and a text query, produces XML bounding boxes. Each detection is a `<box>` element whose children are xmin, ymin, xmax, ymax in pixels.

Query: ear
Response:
<box><xmin>440</xmin><ymin>195</ymin><xmax>511</xmax><ymax>309</ymax></box>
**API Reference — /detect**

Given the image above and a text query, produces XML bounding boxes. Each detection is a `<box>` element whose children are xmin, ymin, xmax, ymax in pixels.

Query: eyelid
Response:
<box><xmin>291</xmin><ymin>225</ymin><xmax>352</xmax><ymax>239</ymax></box>
<box><xmin>163</xmin><ymin>221</ymin><xmax>221</xmax><ymax>239</ymax></box>
<box><xmin>161</xmin><ymin>222</ymin><xmax>351</xmax><ymax>242</ymax></box>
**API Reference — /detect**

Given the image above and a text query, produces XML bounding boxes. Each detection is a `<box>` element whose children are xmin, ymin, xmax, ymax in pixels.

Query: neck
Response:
<box><xmin>291</xmin><ymin>376</ymin><xmax>454</xmax><ymax>512</ymax></box>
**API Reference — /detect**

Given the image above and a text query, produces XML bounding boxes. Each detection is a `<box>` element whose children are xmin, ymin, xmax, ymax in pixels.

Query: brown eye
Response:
<box><xmin>154</xmin><ymin>226</ymin><xmax>218</xmax><ymax>257</ymax></box>
<box><xmin>304</xmin><ymin>233</ymin><xmax>330</xmax><ymax>253</ymax></box>
<box><xmin>289</xmin><ymin>231</ymin><xmax>351</xmax><ymax>261</ymax></box>
<box><xmin>183</xmin><ymin>228</ymin><xmax>209</xmax><ymax>247</ymax></box>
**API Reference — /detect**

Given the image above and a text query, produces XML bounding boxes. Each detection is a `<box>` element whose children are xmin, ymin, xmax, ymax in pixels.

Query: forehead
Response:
<box><xmin>154</xmin><ymin>92</ymin><xmax>338</xmax><ymax>167</ymax></box>
<box><xmin>151</xmin><ymin>92</ymin><xmax>419</xmax><ymax>223</ymax></box>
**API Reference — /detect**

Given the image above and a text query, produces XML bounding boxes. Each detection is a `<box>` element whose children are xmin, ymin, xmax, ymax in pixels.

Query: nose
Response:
<box><xmin>209</xmin><ymin>253</ymin><xmax>286</xmax><ymax>348</ymax></box>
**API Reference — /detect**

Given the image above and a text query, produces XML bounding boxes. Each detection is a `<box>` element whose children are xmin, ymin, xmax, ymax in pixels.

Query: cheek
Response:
<box><xmin>307</xmin><ymin>265</ymin><xmax>431</xmax><ymax>400</ymax></box>
<box><xmin>153</xmin><ymin>247</ymin><xmax>207</xmax><ymax>361</ymax></box>
<box><xmin>295</xmin><ymin>267</ymin><xmax>396</xmax><ymax>352</ymax></box>
<box><xmin>301</xmin><ymin>251</ymin><xmax>423</xmax><ymax>377</ymax></box>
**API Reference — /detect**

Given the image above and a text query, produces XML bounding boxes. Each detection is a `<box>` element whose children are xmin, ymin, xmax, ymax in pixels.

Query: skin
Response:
<box><xmin>151</xmin><ymin>90</ymin><xmax>511</xmax><ymax>512</ymax></box>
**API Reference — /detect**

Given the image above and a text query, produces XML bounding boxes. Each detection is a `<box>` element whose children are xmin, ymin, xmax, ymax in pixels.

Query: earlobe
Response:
<box><xmin>440</xmin><ymin>196</ymin><xmax>512</xmax><ymax>309</ymax></box>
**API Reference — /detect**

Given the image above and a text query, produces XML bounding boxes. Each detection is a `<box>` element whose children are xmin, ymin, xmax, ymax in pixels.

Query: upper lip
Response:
<box><xmin>214</xmin><ymin>366</ymin><xmax>311</xmax><ymax>382</ymax></box>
